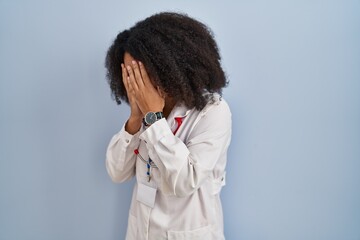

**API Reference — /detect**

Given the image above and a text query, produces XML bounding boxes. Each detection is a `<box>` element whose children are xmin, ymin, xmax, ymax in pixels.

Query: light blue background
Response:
<box><xmin>1</xmin><ymin>1</ymin><xmax>359</xmax><ymax>239</ymax></box>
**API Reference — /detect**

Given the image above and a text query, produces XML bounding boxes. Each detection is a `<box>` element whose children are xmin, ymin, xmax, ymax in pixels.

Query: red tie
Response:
<box><xmin>173</xmin><ymin>117</ymin><xmax>183</xmax><ymax>135</ymax></box>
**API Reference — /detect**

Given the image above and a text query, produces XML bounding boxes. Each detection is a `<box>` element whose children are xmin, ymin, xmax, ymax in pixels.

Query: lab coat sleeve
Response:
<box><xmin>139</xmin><ymin>100</ymin><xmax>232</xmax><ymax>197</ymax></box>
<box><xmin>105</xmin><ymin>123</ymin><xmax>142</xmax><ymax>183</ymax></box>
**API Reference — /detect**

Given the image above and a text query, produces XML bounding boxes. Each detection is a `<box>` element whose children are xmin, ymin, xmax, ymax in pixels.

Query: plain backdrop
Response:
<box><xmin>0</xmin><ymin>1</ymin><xmax>359</xmax><ymax>239</ymax></box>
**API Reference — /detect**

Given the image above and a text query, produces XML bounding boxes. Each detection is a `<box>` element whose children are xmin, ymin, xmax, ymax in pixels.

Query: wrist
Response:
<box><xmin>143</xmin><ymin>111</ymin><xmax>164</xmax><ymax>127</ymax></box>
<box><xmin>144</xmin><ymin>109</ymin><xmax>163</xmax><ymax>115</ymax></box>
<box><xmin>128</xmin><ymin>115</ymin><xmax>143</xmax><ymax>123</ymax></box>
<box><xmin>125</xmin><ymin>116</ymin><xmax>142</xmax><ymax>134</ymax></box>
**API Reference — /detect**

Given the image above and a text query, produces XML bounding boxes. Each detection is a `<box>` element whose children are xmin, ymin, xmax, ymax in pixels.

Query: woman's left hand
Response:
<box><xmin>126</xmin><ymin>60</ymin><xmax>165</xmax><ymax>116</ymax></box>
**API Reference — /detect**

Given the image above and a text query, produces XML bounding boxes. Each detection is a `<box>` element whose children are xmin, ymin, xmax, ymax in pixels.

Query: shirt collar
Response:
<box><xmin>169</xmin><ymin>102</ymin><xmax>191</xmax><ymax>119</ymax></box>
<box><xmin>166</xmin><ymin>102</ymin><xmax>191</xmax><ymax>129</ymax></box>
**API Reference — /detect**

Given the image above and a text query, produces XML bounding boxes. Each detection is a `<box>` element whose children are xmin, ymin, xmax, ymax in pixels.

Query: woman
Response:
<box><xmin>105</xmin><ymin>12</ymin><xmax>232</xmax><ymax>240</ymax></box>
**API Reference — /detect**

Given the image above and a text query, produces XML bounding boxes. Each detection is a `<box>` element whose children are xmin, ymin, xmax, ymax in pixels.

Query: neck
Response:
<box><xmin>163</xmin><ymin>97</ymin><xmax>176</xmax><ymax>118</ymax></box>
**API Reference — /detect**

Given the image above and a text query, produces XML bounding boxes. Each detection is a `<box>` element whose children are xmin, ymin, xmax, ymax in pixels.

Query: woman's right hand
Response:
<box><xmin>122</xmin><ymin>63</ymin><xmax>142</xmax><ymax>134</ymax></box>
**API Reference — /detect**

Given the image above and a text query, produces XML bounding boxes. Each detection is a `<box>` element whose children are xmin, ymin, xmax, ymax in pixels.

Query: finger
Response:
<box><xmin>132</xmin><ymin>61</ymin><xmax>145</xmax><ymax>89</ymax></box>
<box><xmin>126</xmin><ymin>65</ymin><xmax>139</xmax><ymax>91</ymax></box>
<box><xmin>127</xmin><ymin>76</ymin><xmax>135</xmax><ymax>95</ymax></box>
<box><xmin>122</xmin><ymin>64</ymin><xmax>133</xmax><ymax>101</ymax></box>
<box><xmin>139</xmin><ymin>61</ymin><xmax>152</xmax><ymax>87</ymax></box>
<box><xmin>121</xmin><ymin>64</ymin><xmax>130</xmax><ymax>91</ymax></box>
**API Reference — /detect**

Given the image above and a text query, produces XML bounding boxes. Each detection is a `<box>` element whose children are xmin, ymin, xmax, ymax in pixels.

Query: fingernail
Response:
<box><xmin>126</xmin><ymin>66</ymin><xmax>131</xmax><ymax>71</ymax></box>
<box><xmin>132</xmin><ymin>60</ymin><xmax>136</xmax><ymax>65</ymax></box>
<box><xmin>139</xmin><ymin>61</ymin><xmax>142</xmax><ymax>66</ymax></box>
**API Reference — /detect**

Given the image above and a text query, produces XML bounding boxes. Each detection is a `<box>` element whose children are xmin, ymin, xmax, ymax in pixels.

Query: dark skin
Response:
<box><xmin>122</xmin><ymin>52</ymin><xmax>176</xmax><ymax>134</ymax></box>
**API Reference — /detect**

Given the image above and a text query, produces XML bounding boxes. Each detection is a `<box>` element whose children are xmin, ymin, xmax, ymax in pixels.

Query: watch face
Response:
<box><xmin>145</xmin><ymin>112</ymin><xmax>157</xmax><ymax>125</ymax></box>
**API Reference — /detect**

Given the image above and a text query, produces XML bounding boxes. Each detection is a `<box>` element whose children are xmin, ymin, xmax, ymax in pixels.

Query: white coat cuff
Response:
<box><xmin>139</xmin><ymin>118</ymin><xmax>171</xmax><ymax>144</ymax></box>
<box><xmin>112</xmin><ymin>123</ymin><xmax>142</xmax><ymax>147</ymax></box>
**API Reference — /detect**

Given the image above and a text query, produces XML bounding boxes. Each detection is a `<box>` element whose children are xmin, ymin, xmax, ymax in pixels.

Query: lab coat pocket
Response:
<box><xmin>167</xmin><ymin>225</ymin><xmax>212</xmax><ymax>240</ymax></box>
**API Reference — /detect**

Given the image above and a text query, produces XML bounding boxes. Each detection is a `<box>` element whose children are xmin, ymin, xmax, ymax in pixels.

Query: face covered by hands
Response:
<box><xmin>122</xmin><ymin>52</ymin><xmax>165</xmax><ymax>118</ymax></box>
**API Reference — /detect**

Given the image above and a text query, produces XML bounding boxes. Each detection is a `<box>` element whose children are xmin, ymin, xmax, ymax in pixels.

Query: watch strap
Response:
<box><xmin>155</xmin><ymin>112</ymin><xmax>164</xmax><ymax>120</ymax></box>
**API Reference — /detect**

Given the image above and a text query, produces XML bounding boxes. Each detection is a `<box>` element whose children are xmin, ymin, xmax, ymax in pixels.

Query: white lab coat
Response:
<box><xmin>106</xmin><ymin>94</ymin><xmax>232</xmax><ymax>240</ymax></box>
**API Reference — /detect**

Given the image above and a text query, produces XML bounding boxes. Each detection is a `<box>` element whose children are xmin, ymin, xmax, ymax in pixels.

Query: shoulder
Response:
<box><xmin>201</xmin><ymin>93</ymin><xmax>231</xmax><ymax>120</ymax></box>
<box><xmin>186</xmin><ymin>93</ymin><xmax>231</xmax><ymax>142</ymax></box>
<box><xmin>191</xmin><ymin>93</ymin><xmax>232</xmax><ymax>132</ymax></box>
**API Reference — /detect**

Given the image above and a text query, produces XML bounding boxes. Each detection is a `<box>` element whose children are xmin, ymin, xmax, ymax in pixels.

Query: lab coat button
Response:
<box><xmin>125</xmin><ymin>139</ymin><xmax>129</xmax><ymax>143</ymax></box>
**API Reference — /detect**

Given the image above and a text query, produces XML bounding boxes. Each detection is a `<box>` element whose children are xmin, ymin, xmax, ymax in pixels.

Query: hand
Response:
<box><xmin>126</xmin><ymin>61</ymin><xmax>165</xmax><ymax>115</ymax></box>
<box><xmin>121</xmin><ymin>63</ymin><xmax>142</xmax><ymax>119</ymax></box>
<box><xmin>121</xmin><ymin>63</ymin><xmax>142</xmax><ymax>134</ymax></box>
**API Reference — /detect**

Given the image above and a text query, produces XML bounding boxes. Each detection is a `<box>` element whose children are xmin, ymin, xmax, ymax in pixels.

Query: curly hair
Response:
<box><xmin>105</xmin><ymin>12</ymin><xmax>228</xmax><ymax>110</ymax></box>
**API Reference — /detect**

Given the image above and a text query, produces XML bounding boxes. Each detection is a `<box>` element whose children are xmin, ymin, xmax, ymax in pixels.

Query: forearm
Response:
<box><xmin>125</xmin><ymin>116</ymin><xmax>142</xmax><ymax>135</ymax></box>
<box><xmin>105</xmin><ymin>123</ymin><xmax>142</xmax><ymax>183</ymax></box>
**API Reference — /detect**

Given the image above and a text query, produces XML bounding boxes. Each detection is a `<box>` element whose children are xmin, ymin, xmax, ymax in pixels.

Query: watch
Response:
<box><xmin>143</xmin><ymin>111</ymin><xmax>164</xmax><ymax>126</ymax></box>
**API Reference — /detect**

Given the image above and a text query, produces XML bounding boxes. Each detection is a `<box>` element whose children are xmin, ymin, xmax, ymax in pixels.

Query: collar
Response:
<box><xmin>166</xmin><ymin>102</ymin><xmax>192</xmax><ymax>129</ymax></box>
